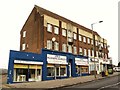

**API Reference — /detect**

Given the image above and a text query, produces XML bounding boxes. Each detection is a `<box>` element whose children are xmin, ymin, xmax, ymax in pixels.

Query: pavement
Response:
<box><xmin>2</xmin><ymin>72</ymin><xmax>119</xmax><ymax>89</ymax></box>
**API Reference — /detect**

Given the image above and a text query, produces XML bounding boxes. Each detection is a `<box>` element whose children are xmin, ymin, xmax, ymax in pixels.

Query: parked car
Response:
<box><xmin>113</xmin><ymin>67</ymin><xmax>120</xmax><ymax>72</ymax></box>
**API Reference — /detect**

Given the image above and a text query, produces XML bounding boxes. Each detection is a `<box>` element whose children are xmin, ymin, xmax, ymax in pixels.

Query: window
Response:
<box><xmin>62</xmin><ymin>43</ymin><xmax>67</xmax><ymax>52</ymax></box>
<box><xmin>79</xmin><ymin>35</ymin><xmax>82</xmax><ymax>41</ymax></box>
<box><xmin>23</xmin><ymin>31</ymin><xmax>26</xmax><ymax>37</ymax></box>
<box><xmin>88</xmin><ymin>49</ymin><xmax>91</xmax><ymax>57</ymax></box>
<box><xmin>47</xmin><ymin>24</ymin><xmax>52</xmax><ymax>32</ymax></box>
<box><xmin>92</xmin><ymin>50</ymin><xmax>94</xmax><ymax>57</ymax></box>
<box><xmin>22</xmin><ymin>43</ymin><xmax>26</xmax><ymax>50</ymax></box>
<box><xmin>84</xmin><ymin>49</ymin><xmax>87</xmax><ymax>56</ymax></box>
<box><xmin>54</xmin><ymin>26</ymin><xmax>59</xmax><ymax>34</ymax></box>
<box><xmin>91</xmin><ymin>39</ymin><xmax>93</xmax><ymax>45</ymax></box>
<box><xmin>79</xmin><ymin>48</ymin><xmax>82</xmax><ymax>55</ymax></box>
<box><xmin>88</xmin><ymin>38</ymin><xmax>90</xmax><ymax>44</ymax></box>
<box><xmin>47</xmin><ymin>67</ymin><xmax>55</xmax><ymax>77</ymax></box>
<box><xmin>95</xmin><ymin>41</ymin><xmax>98</xmax><ymax>46</ymax></box>
<box><xmin>68</xmin><ymin>45</ymin><xmax>72</xmax><ymax>53</ymax></box>
<box><xmin>73</xmin><ymin>46</ymin><xmax>77</xmax><ymax>54</ymax></box>
<box><xmin>62</xmin><ymin>29</ymin><xmax>66</xmax><ymax>37</ymax></box>
<box><xmin>73</xmin><ymin>33</ymin><xmax>77</xmax><ymax>40</ymax></box>
<box><xmin>60</xmin><ymin>67</ymin><xmax>66</xmax><ymax>76</ymax></box>
<box><xmin>83</xmin><ymin>37</ymin><xmax>86</xmax><ymax>43</ymax></box>
<box><xmin>54</xmin><ymin>42</ymin><xmax>59</xmax><ymax>51</ymax></box>
<box><xmin>47</xmin><ymin>40</ymin><xmax>52</xmax><ymax>49</ymax></box>
<box><xmin>96</xmin><ymin>51</ymin><xmax>98</xmax><ymax>57</ymax></box>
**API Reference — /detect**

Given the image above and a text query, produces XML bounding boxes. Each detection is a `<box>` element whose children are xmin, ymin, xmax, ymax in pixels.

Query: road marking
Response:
<box><xmin>97</xmin><ymin>82</ymin><xmax>120</xmax><ymax>90</ymax></box>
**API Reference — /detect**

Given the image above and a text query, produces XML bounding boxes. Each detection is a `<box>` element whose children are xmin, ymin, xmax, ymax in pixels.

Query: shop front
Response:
<box><xmin>46</xmin><ymin>54</ymin><xmax>68</xmax><ymax>79</ymax></box>
<box><xmin>13</xmin><ymin>60</ymin><xmax>43</xmax><ymax>82</ymax></box>
<box><xmin>75</xmin><ymin>58</ymin><xmax>89</xmax><ymax>76</ymax></box>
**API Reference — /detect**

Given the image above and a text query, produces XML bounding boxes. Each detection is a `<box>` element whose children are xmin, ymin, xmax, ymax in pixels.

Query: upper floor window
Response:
<box><xmin>91</xmin><ymin>39</ymin><xmax>93</xmax><ymax>45</ymax></box>
<box><xmin>54</xmin><ymin>42</ymin><xmax>59</xmax><ymax>51</ymax></box>
<box><xmin>79</xmin><ymin>35</ymin><xmax>82</xmax><ymax>41</ymax></box>
<box><xmin>47</xmin><ymin>40</ymin><xmax>52</xmax><ymax>49</ymax></box>
<box><xmin>68</xmin><ymin>45</ymin><xmax>72</xmax><ymax>53</ymax></box>
<box><xmin>62</xmin><ymin>29</ymin><xmax>66</xmax><ymax>37</ymax></box>
<box><xmin>92</xmin><ymin>50</ymin><xmax>94</xmax><ymax>57</ymax></box>
<box><xmin>54</xmin><ymin>26</ymin><xmax>59</xmax><ymax>34</ymax></box>
<box><xmin>87</xmin><ymin>38</ymin><xmax>90</xmax><ymax>44</ymax></box>
<box><xmin>73</xmin><ymin>33</ymin><xmax>77</xmax><ymax>40</ymax></box>
<box><xmin>96</xmin><ymin>51</ymin><xmax>98</xmax><ymax>57</ymax></box>
<box><xmin>88</xmin><ymin>49</ymin><xmax>91</xmax><ymax>57</ymax></box>
<box><xmin>95</xmin><ymin>41</ymin><xmax>98</xmax><ymax>46</ymax></box>
<box><xmin>22</xmin><ymin>43</ymin><xmax>26</xmax><ymax>50</ymax></box>
<box><xmin>83</xmin><ymin>36</ymin><xmax>86</xmax><ymax>43</ymax></box>
<box><xmin>47</xmin><ymin>24</ymin><xmax>52</xmax><ymax>32</ymax></box>
<box><xmin>84</xmin><ymin>48</ymin><xmax>87</xmax><ymax>56</ymax></box>
<box><xmin>79</xmin><ymin>47</ymin><xmax>82</xmax><ymax>55</ymax></box>
<box><xmin>62</xmin><ymin>43</ymin><xmax>67</xmax><ymax>52</ymax></box>
<box><xmin>73</xmin><ymin>46</ymin><xmax>77</xmax><ymax>54</ymax></box>
<box><xmin>23</xmin><ymin>31</ymin><xmax>26</xmax><ymax>37</ymax></box>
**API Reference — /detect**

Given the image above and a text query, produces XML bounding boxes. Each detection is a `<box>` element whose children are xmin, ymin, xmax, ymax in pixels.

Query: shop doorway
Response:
<box><xmin>68</xmin><ymin>59</ymin><xmax>72</xmax><ymax>77</ymax></box>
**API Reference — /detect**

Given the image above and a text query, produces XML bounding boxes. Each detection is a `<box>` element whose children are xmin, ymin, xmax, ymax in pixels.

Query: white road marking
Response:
<box><xmin>97</xmin><ymin>82</ymin><xmax>120</xmax><ymax>90</ymax></box>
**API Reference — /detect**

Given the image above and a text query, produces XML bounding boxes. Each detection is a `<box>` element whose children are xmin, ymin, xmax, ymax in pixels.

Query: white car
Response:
<box><xmin>113</xmin><ymin>67</ymin><xmax>120</xmax><ymax>72</ymax></box>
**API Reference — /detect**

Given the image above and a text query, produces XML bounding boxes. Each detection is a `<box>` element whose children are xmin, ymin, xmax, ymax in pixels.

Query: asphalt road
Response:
<box><xmin>64</xmin><ymin>74</ymin><xmax>120</xmax><ymax>90</ymax></box>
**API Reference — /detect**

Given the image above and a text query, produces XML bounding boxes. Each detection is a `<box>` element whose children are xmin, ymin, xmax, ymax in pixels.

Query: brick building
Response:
<box><xmin>7</xmin><ymin>5</ymin><xmax>110</xmax><ymax>84</ymax></box>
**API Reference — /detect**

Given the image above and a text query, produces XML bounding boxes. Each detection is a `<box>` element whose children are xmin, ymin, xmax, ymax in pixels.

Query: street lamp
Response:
<box><xmin>91</xmin><ymin>21</ymin><xmax>103</xmax><ymax>79</ymax></box>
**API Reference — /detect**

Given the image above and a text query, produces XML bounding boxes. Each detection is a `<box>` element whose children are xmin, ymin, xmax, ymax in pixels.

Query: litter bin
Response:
<box><xmin>101</xmin><ymin>71</ymin><xmax>105</xmax><ymax>77</ymax></box>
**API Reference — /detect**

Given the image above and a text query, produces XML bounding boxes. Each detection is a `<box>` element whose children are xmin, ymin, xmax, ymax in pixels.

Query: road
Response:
<box><xmin>64</xmin><ymin>74</ymin><xmax>120</xmax><ymax>90</ymax></box>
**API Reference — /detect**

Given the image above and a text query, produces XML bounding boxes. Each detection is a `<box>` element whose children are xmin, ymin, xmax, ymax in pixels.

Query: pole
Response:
<box><xmin>91</xmin><ymin>24</ymin><xmax>96</xmax><ymax>79</ymax></box>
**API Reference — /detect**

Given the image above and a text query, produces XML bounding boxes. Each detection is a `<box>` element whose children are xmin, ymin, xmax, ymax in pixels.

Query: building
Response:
<box><xmin>7</xmin><ymin>5</ymin><xmax>109</xmax><ymax>84</ymax></box>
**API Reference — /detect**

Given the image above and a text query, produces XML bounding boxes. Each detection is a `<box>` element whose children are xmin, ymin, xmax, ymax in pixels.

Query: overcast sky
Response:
<box><xmin>0</xmin><ymin>0</ymin><xmax>119</xmax><ymax>69</ymax></box>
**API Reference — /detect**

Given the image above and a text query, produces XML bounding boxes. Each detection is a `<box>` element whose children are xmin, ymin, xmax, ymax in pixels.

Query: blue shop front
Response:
<box><xmin>7</xmin><ymin>49</ymin><xmax>89</xmax><ymax>84</ymax></box>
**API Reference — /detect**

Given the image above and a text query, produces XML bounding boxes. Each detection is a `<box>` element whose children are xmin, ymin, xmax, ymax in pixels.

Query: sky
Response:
<box><xmin>0</xmin><ymin>0</ymin><xmax>119</xmax><ymax>69</ymax></box>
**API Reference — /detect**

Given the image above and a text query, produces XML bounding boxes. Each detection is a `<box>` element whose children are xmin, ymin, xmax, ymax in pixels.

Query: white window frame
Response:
<box><xmin>91</xmin><ymin>39</ymin><xmax>93</xmax><ymax>45</ymax></box>
<box><xmin>68</xmin><ymin>45</ymin><xmax>72</xmax><ymax>53</ymax></box>
<box><xmin>22</xmin><ymin>43</ymin><xmax>26</xmax><ymax>50</ymax></box>
<box><xmin>88</xmin><ymin>38</ymin><xmax>90</xmax><ymax>44</ymax></box>
<box><xmin>73</xmin><ymin>46</ymin><xmax>77</xmax><ymax>54</ymax></box>
<box><xmin>54</xmin><ymin>42</ymin><xmax>59</xmax><ymax>51</ymax></box>
<box><xmin>96</xmin><ymin>51</ymin><xmax>98</xmax><ymax>57</ymax></box>
<box><xmin>54</xmin><ymin>26</ymin><xmax>59</xmax><ymax>34</ymax></box>
<box><xmin>79</xmin><ymin>48</ymin><xmax>82</xmax><ymax>55</ymax></box>
<box><xmin>84</xmin><ymin>49</ymin><xmax>87</xmax><ymax>56</ymax></box>
<box><xmin>62</xmin><ymin>29</ymin><xmax>66</xmax><ymax>37</ymax></box>
<box><xmin>62</xmin><ymin>43</ymin><xmax>67</xmax><ymax>52</ymax></box>
<box><xmin>47</xmin><ymin>24</ymin><xmax>52</xmax><ymax>32</ymax></box>
<box><xmin>88</xmin><ymin>49</ymin><xmax>91</xmax><ymax>57</ymax></box>
<box><xmin>92</xmin><ymin>50</ymin><xmax>94</xmax><ymax>57</ymax></box>
<box><xmin>83</xmin><ymin>37</ymin><xmax>86</xmax><ymax>43</ymax></box>
<box><xmin>95</xmin><ymin>41</ymin><xmax>98</xmax><ymax>46</ymax></box>
<box><xmin>23</xmin><ymin>31</ymin><xmax>26</xmax><ymax>37</ymax></box>
<box><xmin>47</xmin><ymin>40</ymin><xmax>52</xmax><ymax>49</ymax></box>
<box><xmin>73</xmin><ymin>33</ymin><xmax>77</xmax><ymax>40</ymax></box>
<box><xmin>79</xmin><ymin>35</ymin><xmax>82</xmax><ymax>41</ymax></box>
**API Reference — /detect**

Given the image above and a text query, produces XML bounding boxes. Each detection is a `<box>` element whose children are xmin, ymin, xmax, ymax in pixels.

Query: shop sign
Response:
<box><xmin>47</xmin><ymin>54</ymin><xmax>68</xmax><ymax>64</ymax></box>
<box><xmin>14</xmin><ymin>60</ymin><xmax>43</xmax><ymax>65</ymax></box>
<box><xmin>75</xmin><ymin>58</ymin><xmax>88</xmax><ymax>66</ymax></box>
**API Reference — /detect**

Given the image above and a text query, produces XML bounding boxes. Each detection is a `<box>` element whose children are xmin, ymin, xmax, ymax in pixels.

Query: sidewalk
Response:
<box><xmin>3</xmin><ymin>72</ymin><xmax>119</xmax><ymax>89</ymax></box>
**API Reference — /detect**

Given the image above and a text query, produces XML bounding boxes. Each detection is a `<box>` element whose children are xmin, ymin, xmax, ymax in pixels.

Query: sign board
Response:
<box><xmin>75</xmin><ymin>58</ymin><xmax>88</xmax><ymax>66</ymax></box>
<box><xmin>14</xmin><ymin>60</ymin><xmax>43</xmax><ymax>65</ymax></box>
<box><xmin>47</xmin><ymin>54</ymin><xmax>68</xmax><ymax>64</ymax></box>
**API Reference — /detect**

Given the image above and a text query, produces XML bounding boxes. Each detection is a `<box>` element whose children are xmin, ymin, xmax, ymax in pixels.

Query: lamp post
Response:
<box><xmin>91</xmin><ymin>21</ymin><xmax>103</xmax><ymax>79</ymax></box>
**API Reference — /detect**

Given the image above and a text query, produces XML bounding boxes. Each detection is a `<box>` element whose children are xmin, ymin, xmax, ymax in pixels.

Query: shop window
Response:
<box><xmin>47</xmin><ymin>67</ymin><xmax>55</xmax><ymax>77</ymax></box>
<box><xmin>62</xmin><ymin>29</ymin><xmax>66</xmax><ymax>37</ymax></box>
<box><xmin>54</xmin><ymin>26</ymin><xmax>59</xmax><ymax>34</ymax></box>
<box><xmin>47</xmin><ymin>40</ymin><xmax>52</xmax><ymax>49</ymax></box>
<box><xmin>47</xmin><ymin>24</ymin><xmax>52</xmax><ymax>32</ymax></box>
<box><xmin>62</xmin><ymin>43</ymin><xmax>67</xmax><ymax>52</ymax></box>
<box><xmin>60</xmin><ymin>68</ymin><xmax>66</xmax><ymax>76</ymax></box>
<box><xmin>73</xmin><ymin>33</ymin><xmax>77</xmax><ymax>40</ymax></box>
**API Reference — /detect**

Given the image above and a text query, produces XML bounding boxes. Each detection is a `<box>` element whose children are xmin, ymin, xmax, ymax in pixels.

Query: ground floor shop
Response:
<box><xmin>7</xmin><ymin>49</ymin><xmax>89</xmax><ymax>84</ymax></box>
